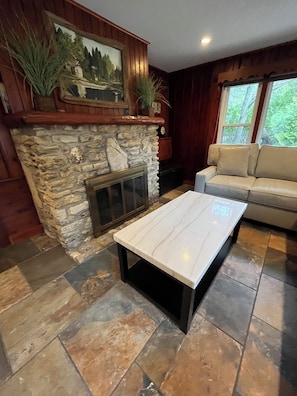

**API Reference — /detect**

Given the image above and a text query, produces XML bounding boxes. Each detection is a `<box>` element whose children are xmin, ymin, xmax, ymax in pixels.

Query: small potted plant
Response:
<box><xmin>0</xmin><ymin>19</ymin><xmax>71</xmax><ymax>111</ymax></box>
<box><xmin>134</xmin><ymin>73</ymin><xmax>170</xmax><ymax>117</ymax></box>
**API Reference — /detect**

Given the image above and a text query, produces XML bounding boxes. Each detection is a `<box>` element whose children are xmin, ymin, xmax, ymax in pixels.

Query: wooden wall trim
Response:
<box><xmin>218</xmin><ymin>59</ymin><xmax>297</xmax><ymax>84</ymax></box>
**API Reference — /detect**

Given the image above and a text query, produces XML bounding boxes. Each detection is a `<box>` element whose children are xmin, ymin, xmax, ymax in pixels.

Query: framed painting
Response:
<box><xmin>46</xmin><ymin>12</ymin><xmax>129</xmax><ymax>109</ymax></box>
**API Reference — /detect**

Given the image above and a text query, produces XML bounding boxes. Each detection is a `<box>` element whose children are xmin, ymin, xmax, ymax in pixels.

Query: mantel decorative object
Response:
<box><xmin>0</xmin><ymin>17</ymin><xmax>71</xmax><ymax>111</ymax></box>
<box><xmin>134</xmin><ymin>73</ymin><xmax>170</xmax><ymax>116</ymax></box>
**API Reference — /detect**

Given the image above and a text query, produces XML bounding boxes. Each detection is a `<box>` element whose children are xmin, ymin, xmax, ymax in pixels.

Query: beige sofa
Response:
<box><xmin>194</xmin><ymin>144</ymin><xmax>297</xmax><ymax>231</ymax></box>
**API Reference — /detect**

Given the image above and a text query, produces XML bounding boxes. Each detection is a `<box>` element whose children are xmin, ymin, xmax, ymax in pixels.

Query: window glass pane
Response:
<box><xmin>259</xmin><ymin>78</ymin><xmax>297</xmax><ymax>146</ymax></box>
<box><xmin>225</xmin><ymin>83</ymin><xmax>259</xmax><ymax>124</ymax></box>
<box><xmin>222</xmin><ymin>126</ymin><xmax>250</xmax><ymax>144</ymax></box>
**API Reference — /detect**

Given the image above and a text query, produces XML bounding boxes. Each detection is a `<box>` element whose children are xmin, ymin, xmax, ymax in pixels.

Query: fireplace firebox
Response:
<box><xmin>85</xmin><ymin>164</ymin><xmax>148</xmax><ymax>237</ymax></box>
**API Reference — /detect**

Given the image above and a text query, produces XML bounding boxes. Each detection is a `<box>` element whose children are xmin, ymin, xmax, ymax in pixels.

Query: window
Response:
<box><xmin>217</xmin><ymin>76</ymin><xmax>297</xmax><ymax>147</ymax></box>
<box><xmin>217</xmin><ymin>82</ymin><xmax>261</xmax><ymax>144</ymax></box>
<box><xmin>258</xmin><ymin>77</ymin><xmax>297</xmax><ymax>146</ymax></box>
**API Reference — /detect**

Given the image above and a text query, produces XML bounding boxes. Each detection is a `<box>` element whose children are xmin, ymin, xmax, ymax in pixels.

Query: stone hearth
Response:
<box><xmin>10</xmin><ymin>121</ymin><xmax>160</xmax><ymax>253</ymax></box>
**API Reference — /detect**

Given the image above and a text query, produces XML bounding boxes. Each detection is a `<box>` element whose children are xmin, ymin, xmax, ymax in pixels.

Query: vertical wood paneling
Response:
<box><xmin>0</xmin><ymin>0</ymin><xmax>149</xmax><ymax>245</ymax></box>
<box><xmin>0</xmin><ymin>0</ymin><xmax>149</xmax><ymax>116</ymax></box>
<box><xmin>0</xmin><ymin>120</ymin><xmax>23</xmax><ymax>179</ymax></box>
<box><xmin>169</xmin><ymin>64</ymin><xmax>213</xmax><ymax>183</ymax></box>
<box><xmin>170</xmin><ymin>40</ymin><xmax>297</xmax><ymax>183</ymax></box>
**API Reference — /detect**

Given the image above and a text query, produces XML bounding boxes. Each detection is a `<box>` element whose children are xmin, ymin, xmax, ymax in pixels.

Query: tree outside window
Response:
<box><xmin>259</xmin><ymin>78</ymin><xmax>297</xmax><ymax>146</ymax></box>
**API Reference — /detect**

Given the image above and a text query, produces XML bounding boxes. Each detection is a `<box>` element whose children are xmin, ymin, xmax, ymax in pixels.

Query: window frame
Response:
<box><xmin>216</xmin><ymin>73</ymin><xmax>297</xmax><ymax>147</ymax></box>
<box><xmin>217</xmin><ymin>81</ymin><xmax>262</xmax><ymax>144</ymax></box>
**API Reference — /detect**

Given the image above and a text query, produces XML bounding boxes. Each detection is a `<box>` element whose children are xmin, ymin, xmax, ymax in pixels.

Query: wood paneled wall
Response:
<box><xmin>149</xmin><ymin>65</ymin><xmax>170</xmax><ymax>134</ymax></box>
<box><xmin>169</xmin><ymin>40</ymin><xmax>297</xmax><ymax>183</ymax></box>
<box><xmin>0</xmin><ymin>0</ymin><xmax>150</xmax><ymax>246</ymax></box>
<box><xmin>0</xmin><ymin>0</ymin><xmax>149</xmax><ymax>115</ymax></box>
<box><xmin>0</xmin><ymin>116</ymin><xmax>42</xmax><ymax>247</ymax></box>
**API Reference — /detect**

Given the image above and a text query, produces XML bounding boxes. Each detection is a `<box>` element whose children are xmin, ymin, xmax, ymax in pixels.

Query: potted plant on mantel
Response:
<box><xmin>0</xmin><ymin>19</ymin><xmax>71</xmax><ymax>112</ymax></box>
<box><xmin>134</xmin><ymin>73</ymin><xmax>170</xmax><ymax>117</ymax></box>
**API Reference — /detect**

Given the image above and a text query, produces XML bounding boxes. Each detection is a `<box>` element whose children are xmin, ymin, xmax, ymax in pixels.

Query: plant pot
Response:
<box><xmin>141</xmin><ymin>106</ymin><xmax>155</xmax><ymax>117</ymax></box>
<box><xmin>33</xmin><ymin>95</ymin><xmax>56</xmax><ymax>112</ymax></box>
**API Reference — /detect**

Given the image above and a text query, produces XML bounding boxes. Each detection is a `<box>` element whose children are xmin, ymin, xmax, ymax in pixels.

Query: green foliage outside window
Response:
<box><xmin>221</xmin><ymin>78</ymin><xmax>297</xmax><ymax>147</ymax></box>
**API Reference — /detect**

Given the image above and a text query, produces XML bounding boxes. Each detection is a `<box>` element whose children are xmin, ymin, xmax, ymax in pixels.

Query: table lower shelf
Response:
<box><xmin>119</xmin><ymin>236</ymin><xmax>233</xmax><ymax>333</ymax></box>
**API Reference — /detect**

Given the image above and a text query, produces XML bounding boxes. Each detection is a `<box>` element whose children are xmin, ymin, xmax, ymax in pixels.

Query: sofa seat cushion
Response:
<box><xmin>249</xmin><ymin>178</ymin><xmax>297</xmax><ymax>212</ymax></box>
<box><xmin>205</xmin><ymin>175</ymin><xmax>256</xmax><ymax>201</ymax></box>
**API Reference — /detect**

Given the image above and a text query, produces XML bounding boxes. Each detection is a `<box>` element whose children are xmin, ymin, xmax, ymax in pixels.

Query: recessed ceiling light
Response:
<box><xmin>201</xmin><ymin>36</ymin><xmax>211</xmax><ymax>46</ymax></box>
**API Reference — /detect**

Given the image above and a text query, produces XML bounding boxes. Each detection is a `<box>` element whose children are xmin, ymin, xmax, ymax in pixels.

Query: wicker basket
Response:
<box><xmin>33</xmin><ymin>95</ymin><xmax>56</xmax><ymax>112</ymax></box>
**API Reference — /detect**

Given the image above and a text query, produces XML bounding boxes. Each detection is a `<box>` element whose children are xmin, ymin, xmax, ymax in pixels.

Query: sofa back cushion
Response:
<box><xmin>208</xmin><ymin>143</ymin><xmax>259</xmax><ymax>176</ymax></box>
<box><xmin>217</xmin><ymin>146</ymin><xmax>250</xmax><ymax>177</ymax></box>
<box><xmin>255</xmin><ymin>145</ymin><xmax>297</xmax><ymax>182</ymax></box>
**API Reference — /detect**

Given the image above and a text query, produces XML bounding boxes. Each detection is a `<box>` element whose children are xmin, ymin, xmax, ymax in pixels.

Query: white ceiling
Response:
<box><xmin>74</xmin><ymin>0</ymin><xmax>297</xmax><ymax>73</ymax></box>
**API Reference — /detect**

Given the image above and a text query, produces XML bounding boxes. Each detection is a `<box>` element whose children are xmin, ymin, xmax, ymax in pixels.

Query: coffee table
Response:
<box><xmin>113</xmin><ymin>191</ymin><xmax>247</xmax><ymax>333</ymax></box>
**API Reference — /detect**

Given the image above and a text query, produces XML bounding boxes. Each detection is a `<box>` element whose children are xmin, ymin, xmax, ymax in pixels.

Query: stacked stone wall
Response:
<box><xmin>11</xmin><ymin>124</ymin><xmax>159</xmax><ymax>251</ymax></box>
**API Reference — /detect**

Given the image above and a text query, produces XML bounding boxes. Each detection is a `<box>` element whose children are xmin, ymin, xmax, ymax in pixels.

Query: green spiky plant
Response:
<box><xmin>135</xmin><ymin>73</ymin><xmax>170</xmax><ymax>110</ymax></box>
<box><xmin>0</xmin><ymin>19</ymin><xmax>70</xmax><ymax>97</ymax></box>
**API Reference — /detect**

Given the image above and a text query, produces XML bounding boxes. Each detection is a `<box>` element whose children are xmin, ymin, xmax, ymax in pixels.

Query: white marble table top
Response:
<box><xmin>113</xmin><ymin>191</ymin><xmax>247</xmax><ymax>288</ymax></box>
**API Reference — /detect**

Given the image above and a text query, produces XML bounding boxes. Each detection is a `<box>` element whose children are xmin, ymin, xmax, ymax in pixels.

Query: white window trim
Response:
<box><xmin>217</xmin><ymin>82</ymin><xmax>262</xmax><ymax>144</ymax></box>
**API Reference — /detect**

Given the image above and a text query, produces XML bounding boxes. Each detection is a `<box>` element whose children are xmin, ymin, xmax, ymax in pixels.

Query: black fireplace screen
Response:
<box><xmin>85</xmin><ymin>164</ymin><xmax>148</xmax><ymax>237</ymax></box>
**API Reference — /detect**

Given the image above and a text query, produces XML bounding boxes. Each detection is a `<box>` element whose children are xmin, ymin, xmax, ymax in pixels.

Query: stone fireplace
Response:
<box><xmin>8</xmin><ymin>113</ymin><xmax>162</xmax><ymax>254</ymax></box>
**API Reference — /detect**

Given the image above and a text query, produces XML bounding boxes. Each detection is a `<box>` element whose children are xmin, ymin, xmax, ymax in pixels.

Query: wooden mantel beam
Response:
<box><xmin>3</xmin><ymin>112</ymin><xmax>165</xmax><ymax>127</ymax></box>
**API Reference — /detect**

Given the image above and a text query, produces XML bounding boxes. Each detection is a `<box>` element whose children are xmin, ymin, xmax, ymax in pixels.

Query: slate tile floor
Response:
<box><xmin>0</xmin><ymin>186</ymin><xmax>296</xmax><ymax>395</ymax></box>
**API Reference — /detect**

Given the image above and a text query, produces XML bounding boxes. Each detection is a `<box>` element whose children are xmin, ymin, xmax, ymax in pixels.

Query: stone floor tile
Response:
<box><xmin>0</xmin><ymin>260</ymin><xmax>12</xmax><ymax>275</ymax></box>
<box><xmin>115</xmin><ymin>281</ymin><xmax>166</xmax><ymax>325</ymax></box>
<box><xmin>0</xmin><ymin>266</ymin><xmax>32</xmax><ymax>314</ymax></box>
<box><xmin>269</xmin><ymin>232</ymin><xmax>297</xmax><ymax>256</ymax></box>
<box><xmin>0</xmin><ymin>333</ymin><xmax>11</xmax><ymax>385</ymax></box>
<box><xmin>238</xmin><ymin>223</ymin><xmax>270</xmax><ymax>257</ymax></box>
<box><xmin>235</xmin><ymin>316</ymin><xmax>297</xmax><ymax>396</ymax></box>
<box><xmin>253</xmin><ymin>273</ymin><xmax>297</xmax><ymax>339</ymax></box>
<box><xmin>199</xmin><ymin>273</ymin><xmax>256</xmax><ymax>344</ymax></box>
<box><xmin>263</xmin><ymin>247</ymin><xmax>297</xmax><ymax>288</ymax></box>
<box><xmin>69</xmin><ymin>231</ymin><xmax>115</xmax><ymax>264</ymax></box>
<box><xmin>220</xmin><ymin>243</ymin><xmax>264</xmax><ymax>289</ymax></box>
<box><xmin>0</xmin><ymin>338</ymin><xmax>91</xmax><ymax>396</ymax></box>
<box><xmin>175</xmin><ymin>184</ymin><xmax>193</xmax><ymax>193</ymax></box>
<box><xmin>107</xmin><ymin>243</ymin><xmax>141</xmax><ymax>270</ymax></box>
<box><xmin>112</xmin><ymin>363</ymin><xmax>163</xmax><ymax>396</ymax></box>
<box><xmin>64</xmin><ymin>249</ymin><xmax>120</xmax><ymax>304</ymax></box>
<box><xmin>160</xmin><ymin>314</ymin><xmax>242</xmax><ymax>396</ymax></box>
<box><xmin>19</xmin><ymin>245</ymin><xmax>77</xmax><ymax>291</ymax></box>
<box><xmin>136</xmin><ymin>318</ymin><xmax>185</xmax><ymax>387</ymax></box>
<box><xmin>0</xmin><ymin>277</ymin><xmax>87</xmax><ymax>373</ymax></box>
<box><xmin>30</xmin><ymin>233</ymin><xmax>59</xmax><ymax>252</ymax></box>
<box><xmin>60</xmin><ymin>287</ymin><xmax>157</xmax><ymax>396</ymax></box>
<box><xmin>0</xmin><ymin>239</ymin><xmax>40</xmax><ymax>273</ymax></box>
<box><xmin>161</xmin><ymin>190</ymin><xmax>184</xmax><ymax>200</ymax></box>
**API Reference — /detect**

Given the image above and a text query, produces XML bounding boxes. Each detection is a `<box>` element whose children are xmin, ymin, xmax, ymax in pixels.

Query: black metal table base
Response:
<box><xmin>117</xmin><ymin>218</ymin><xmax>242</xmax><ymax>333</ymax></box>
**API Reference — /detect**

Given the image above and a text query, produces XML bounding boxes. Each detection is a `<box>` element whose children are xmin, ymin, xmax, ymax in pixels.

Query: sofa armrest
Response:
<box><xmin>194</xmin><ymin>166</ymin><xmax>217</xmax><ymax>193</ymax></box>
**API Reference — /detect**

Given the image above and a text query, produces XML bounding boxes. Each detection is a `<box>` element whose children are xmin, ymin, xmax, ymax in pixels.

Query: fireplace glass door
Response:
<box><xmin>85</xmin><ymin>165</ymin><xmax>148</xmax><ymax>237</ymax></box>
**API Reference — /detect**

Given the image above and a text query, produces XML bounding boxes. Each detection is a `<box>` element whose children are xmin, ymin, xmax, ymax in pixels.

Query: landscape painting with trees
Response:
<box><xmin>53</xmin><ymin>22</ymin><xmax>126</xmax><ymax>106</ymax></box>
